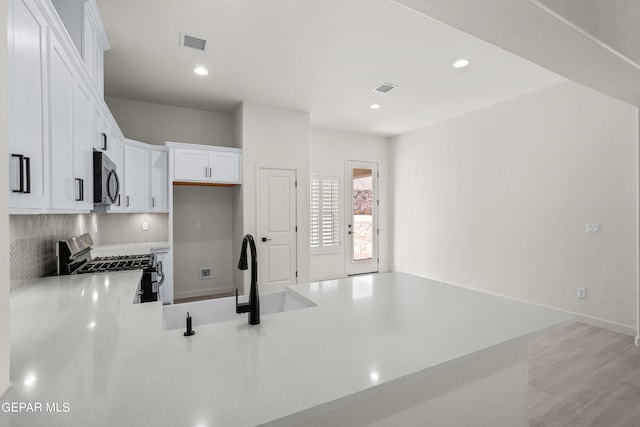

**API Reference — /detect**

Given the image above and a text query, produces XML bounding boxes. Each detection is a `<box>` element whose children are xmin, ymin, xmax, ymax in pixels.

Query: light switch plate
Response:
<box><xmin>142</xmin><ymin>221</ymin><xmax>149</xmax><ymax>231</ymax></box>
<box><xmin>586</xmin><ymin>224</ymin><xmax>600</xmax><ymax>234</ymax></box>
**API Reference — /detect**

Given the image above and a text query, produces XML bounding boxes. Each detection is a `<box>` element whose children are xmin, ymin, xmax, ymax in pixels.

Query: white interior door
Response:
<box><xmin>259</xmin><ymin>168</ymin><xmax>297</xmax><ymax>293</ymax></box>
<box><xmin>346</xmin><ymin>161</ymin><xmax>379</xmax><ymax>275</ymax></box>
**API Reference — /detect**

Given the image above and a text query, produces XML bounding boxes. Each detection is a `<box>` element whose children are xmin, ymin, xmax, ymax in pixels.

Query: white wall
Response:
<box><xmin>173</xmin><ymin>186</ymin><xmax>234</xmax><ymax>299</ymax></box>
<box><xmin>0</xmin><ymin>0</ymin><xmax>10</xmax><ymax>393</ymax></box>
<box><xmin>392</xmin><ymin>81</ymin><xmax>638</xmax><ymax>333</ymax></box>
<box><xmin>309</xmin><ymin>128</ymin><xmax>391</xmax><ymax>280</ymax></box>
<box><xmin>239</xmin><ymin>102</ymin><xmax>310</xmax><ymax>291</ymax></box>
<box><xmin>106</xmin><ymin>97</ymin><xmax>233</xmax><ymax>147</ymax></box>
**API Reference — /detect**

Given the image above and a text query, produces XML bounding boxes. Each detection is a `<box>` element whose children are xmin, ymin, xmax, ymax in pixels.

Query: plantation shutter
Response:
<box><xmin>310</xmin><ymin>176</ymin><xmax>340</xmax><ymax>250</ymax></box>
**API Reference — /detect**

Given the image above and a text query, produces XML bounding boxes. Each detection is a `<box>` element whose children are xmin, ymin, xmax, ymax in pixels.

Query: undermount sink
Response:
<box><xmin>162</xmin><ymin>288</ymin><xmax>316</xmax><ymax>330</ymax></box>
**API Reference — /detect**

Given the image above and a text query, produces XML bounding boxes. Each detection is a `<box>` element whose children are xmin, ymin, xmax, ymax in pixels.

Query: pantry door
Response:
<box><xmin>346</xmin><ymin>161</ymin><xmax>379</xmax><ymax>276</ymax></box>
<box><xmin>258</xmin><ymin>168</ymin><xmax>298</xmax><ymax>292</ymax></box>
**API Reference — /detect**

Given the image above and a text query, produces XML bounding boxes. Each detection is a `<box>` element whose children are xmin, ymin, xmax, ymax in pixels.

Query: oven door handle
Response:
<box><xmin>156</xmin><ymin>261</ymin><xmax>165</xmax><ymax>287</ymax></box>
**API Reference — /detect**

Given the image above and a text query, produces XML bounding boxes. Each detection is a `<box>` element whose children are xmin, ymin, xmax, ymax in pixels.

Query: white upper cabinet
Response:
<box><xmin>171</xmin><ymin>144</ymin><xmax>242</xmax><ymax>185</ymax></box>
<box><xmin>9</xmin><ymin>0</ymin><xmax>110</xmax><ymax>213</ymax></box>
<box><xmin>173</xmin><ymin>149</ymin><xmax>208</xmax><ymax>183</ymax></box>
<box><xmin>208</xmin><ymin>151</ymin><xmax>241</xmax><ymax>184</ymax></box>
<box><xmin>49</xmin><ymin>37</ymin><xmax>75</xmax><ymax>209</ymax></box>
<box><xmin>50</xmin><ymin>0</ymin><xmax>109</xmax><ymax>95</ymax></box>
<box><xmin>71</xmin><ymin>80</ymin><xmax>93</xmax><ymax>211</ymax></box>
<box><xmin>150</xmin><ymin>150</ymin><xmax>168</xmax><ymax>211</ymax></box>
<box><xmin>8</xmin><ymin>0</ymin><xmax>49</xmax><ymax>210</ymax></box>
<box><xmin>123</xmin><ymin>141</ymin><xmax>151</xmax><ymax>212</ymax></box>
<box><xmin>49</xmin><ymin>36</ymin><xmax>93</xmax><ymax>211</ymax></box>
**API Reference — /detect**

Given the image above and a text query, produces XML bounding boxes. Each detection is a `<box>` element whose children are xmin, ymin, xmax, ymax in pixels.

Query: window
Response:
<box><xmin>310</xmin><ymin>176</ymin><xmax>340</xmax><ymax>251</ymax></box>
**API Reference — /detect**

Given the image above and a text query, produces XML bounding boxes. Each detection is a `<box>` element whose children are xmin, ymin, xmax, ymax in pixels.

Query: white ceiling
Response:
<box><xmin>96</xmin><ymin>0</ymin><xmax>564</xmax><ymax>137</ymax></box>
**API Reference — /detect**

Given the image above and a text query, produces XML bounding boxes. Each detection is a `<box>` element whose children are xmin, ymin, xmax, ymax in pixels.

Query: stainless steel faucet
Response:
<box><xmin>235</xmin><ymin>234</ymin><xmax>260</xmax><ymax>325</ymax></box>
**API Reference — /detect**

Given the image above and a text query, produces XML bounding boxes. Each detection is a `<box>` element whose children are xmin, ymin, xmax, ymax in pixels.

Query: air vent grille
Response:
<box><xmin>181</xmin><ymin>34</ymin><xmax>207</xmax><ymax>51</ymax></box>
<box><xmin>372</xmin><ymin>83</ymin><xmax>397</xmax><ymax>93</ymax></box>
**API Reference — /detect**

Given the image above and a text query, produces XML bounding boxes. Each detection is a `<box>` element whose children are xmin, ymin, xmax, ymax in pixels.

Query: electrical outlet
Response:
<box><xmin>141</xmin><ymin>221</ymin><xmax>149</xmax><ymax>231</ymax></box>
<box><xmin>586</xmin><ymin>224</ymin><xmax>601</xmax><ymax>234</ymax></box>
<box><xmin>193</xmin><ymin>220</ymin><xmax>200</xmax><ymax>229</ymax></box>
<box><xmin>577</xmin><ymin>287</ymin><xmax>587</xmax><ymax>299</ymax></box>
<box><xmin>200</xmin><ymin>268</ymin><xmax>212</xmax><ymax>279</ymax></box>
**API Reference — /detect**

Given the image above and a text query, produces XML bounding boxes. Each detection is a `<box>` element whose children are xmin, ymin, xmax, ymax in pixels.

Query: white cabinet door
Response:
<box><xmin>173</xmin><ymin>149</ymin><xmax>208</xmax><ymax>182</ymax></box>
<box><xmin>49</xmin><ymin>38</ymin><xmax>75</xmax><ymax>210</ymax></box>
<box><xmin>150</xmin><ymin>150</ymin><xmax>168</xmax><ymax>211</ymax></box>
<box><xmin>124</xmin><ymin>144</ymin><xmax>150</xmax><ymax>212</ymax></box>
<box><xmin>72</xmin><ymin>80</ymin><xmax>93</xmax><ymax>210</ymax></box>
<box><xmin>49</xmin><ymin>37</ymin><xmax>93</xmax><ymax>212</ymax></box>
<box><xmin>92</xmin><ymin>106</ymin><xmax>108</xmax><ymax>152</ymax></box>
<box><xmin>8</xmin><ymin>0</ymin><xmax>49</xmax><ymax>209</ymax></box>
<box><xmin>209</xmin><ymin>151</ymin><xmax>241</xmax><ymax>184</ymax></box>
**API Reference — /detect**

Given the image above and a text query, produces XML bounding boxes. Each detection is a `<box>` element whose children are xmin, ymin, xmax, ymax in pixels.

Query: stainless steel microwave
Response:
<box><xmin>93</xmin><ymin>151</ymin><xmax>120</xmax><ymax>208</ymax></box>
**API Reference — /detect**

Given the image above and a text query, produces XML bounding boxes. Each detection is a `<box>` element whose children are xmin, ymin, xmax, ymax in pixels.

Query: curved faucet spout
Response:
<box><xmin>236</xmin><ymin>234</ymin><xmax>260</xmax><ymax>325</ymax></box>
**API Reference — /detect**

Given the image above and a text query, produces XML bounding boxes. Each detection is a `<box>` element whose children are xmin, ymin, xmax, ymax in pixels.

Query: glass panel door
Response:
<box><xmin>347</xmin><ymin>161</ymin><xmax>378</xmax><ymax>275</ymax></box>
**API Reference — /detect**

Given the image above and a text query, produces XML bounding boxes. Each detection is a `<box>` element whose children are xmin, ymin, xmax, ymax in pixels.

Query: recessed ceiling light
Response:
<box><xmin>193</xmin><ymin>67</ymin><xmax>209</xmax><ymax>76</ymax></box>
<box><xmin>370</xmin><ymin>103</ymin><xmax>381</xmax><ymax>109</ymax></box>
<box><xmin>453</xmin><ymin>59</ymin><xmax>470</xmax><ymax>68</ymax></box>
<box><xmin>24</xmin><ymin>376</ymin><xmax>36</xmax><ymax>386</ymax></box>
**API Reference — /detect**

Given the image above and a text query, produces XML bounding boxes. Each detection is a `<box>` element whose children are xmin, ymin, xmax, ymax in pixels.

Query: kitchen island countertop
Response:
<box><xmin>2</xmin><ymin>272</ymin><xmax>573</xmax><ymax>426</ymax></box>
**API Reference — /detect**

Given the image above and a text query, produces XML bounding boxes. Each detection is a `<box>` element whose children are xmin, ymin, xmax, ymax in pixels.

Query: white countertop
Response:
<box><xmin>2</xmin><ymin>272</ymin><xmax>573</xmax><ymax>426</ymax></box>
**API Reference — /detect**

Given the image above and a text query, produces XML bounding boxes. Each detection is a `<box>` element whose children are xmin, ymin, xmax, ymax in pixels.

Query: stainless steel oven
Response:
<box><xmin>93</xmin><ymin>151</ymin><xmax>120</xmax><ymax>208</ymax></box>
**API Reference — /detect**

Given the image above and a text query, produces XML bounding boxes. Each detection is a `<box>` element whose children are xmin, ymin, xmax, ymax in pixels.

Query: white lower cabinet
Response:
<box><xmin>123</xmin><ymin>142</ymin><xmax>150</xmax><ymax>212</ymax></box>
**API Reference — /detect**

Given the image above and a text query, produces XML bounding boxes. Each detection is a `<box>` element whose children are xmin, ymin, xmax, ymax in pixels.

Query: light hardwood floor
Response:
<box><xmin>529</xmin><ymin>322</ymin><xmax>640</xmax><ymax>426</ymax></box>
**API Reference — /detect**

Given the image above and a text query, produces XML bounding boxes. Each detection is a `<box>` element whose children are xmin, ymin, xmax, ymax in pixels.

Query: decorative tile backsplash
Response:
<box><xmin>9</xmin><ymin>213</ymin><xmax>169</xmax><ymax>291</ymax></box>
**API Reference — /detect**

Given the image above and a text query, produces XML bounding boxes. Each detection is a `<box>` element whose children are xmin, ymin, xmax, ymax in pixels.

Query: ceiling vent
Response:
<box><xmin>180</xmin><ymin>33</ymin><xmax>207</xmax><ymax>51</ymax></box>
<box><xmin>372</xmin><ymin>83</ymin><xmax>397</xmax><ymax>93</ymax></box>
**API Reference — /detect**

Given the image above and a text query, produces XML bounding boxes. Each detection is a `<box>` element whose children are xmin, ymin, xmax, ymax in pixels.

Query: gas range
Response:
<box><xmin>57</xmin><ymin>233</ymin><xmax>163</xmax><ymax>303</ymax></box>
<box><xmin>74</xmin><ymin>254</ymin><xmax>154</xmax><ymax>274</ymax></box>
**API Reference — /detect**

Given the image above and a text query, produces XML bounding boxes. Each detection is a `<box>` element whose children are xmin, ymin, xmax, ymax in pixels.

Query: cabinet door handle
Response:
<box><xmin>11</xmin><ymin>154</ymin><xmax>24</xmax><ymax>193</ymax></box>
<box><xmin>126</xmin><ymin>195</ymin><xmax>130</xmax><ymax>207</ymax></box>
<box><xmin>117</xmin><ymin>194</ymin><xmax>121</xmax><ymax>206</ymax></box>
<box><xmin>209</xmin><ymin>167</ymin><xmax>212</xmax><ymax>178</ymax></box>
<box><xmin>24</xmin><ymin>156</ymin><xmax>31</xmax><ymax>194</ymax></box>
<box><xmin>101</xmin><ymin>133</ymin><xmax>108</xmax><ymax>151</ymax></box>
<box><xmin>75</xmin><ymin>178</ymin><xmax>84</xmax><ymax>201</ymax></box>
<box><xmin>261</xmin><ymin>237</ymin><xmax>272</xmax><ymax>242</ymax></box>
<box><xmin>151</xmin><ymin>197</ymin><xmax>155</xmax><ymax>208</ymax></box>
<box><xmin>11</xmin><ymin>154</ymin><xmax>31</xmax><ymax>194</ymax></box>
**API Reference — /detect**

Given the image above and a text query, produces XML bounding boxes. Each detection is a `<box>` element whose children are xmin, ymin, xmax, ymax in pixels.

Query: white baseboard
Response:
<box><xmin>174</xmin><ymin>286</ymin><xmax>234</xmax><ymax>300</ymax></box>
